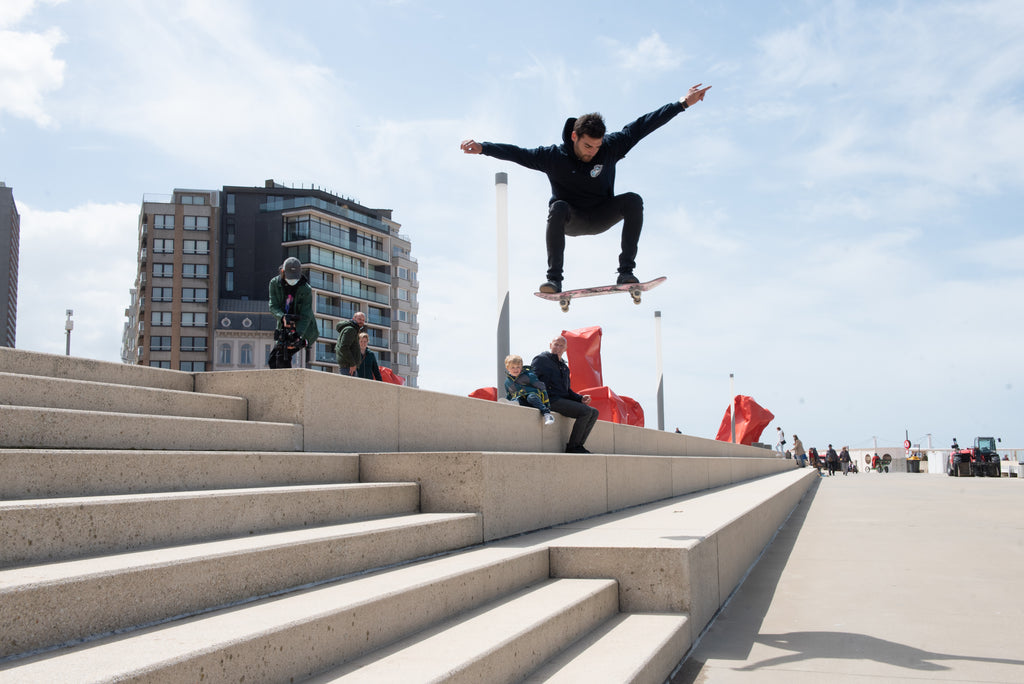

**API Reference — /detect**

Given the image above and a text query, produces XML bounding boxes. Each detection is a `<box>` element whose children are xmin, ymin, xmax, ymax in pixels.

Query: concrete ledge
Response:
<box><xmin>195</xmin><ymin>367</ymin><xmax>779</xmax><ymax>458</ymax></box>
<box><xmin>1</xmin><ymin>482</ymin><xmax>420</xmax><ymax>567</ymax></box>
<box><xmin>505</xmin><ymin>469</ymin><xmax>817</xmax><ymax>634</ymax></box>
<box><xmin>0</xmin><ymin>347</ymin><xmax>194</xmax><ymax>392</ymax></box>
<box><xmin>0</xmin><ymin>372</ymin><xmax>246</xmax><ymax>420</ymax></box>
<box><xmin>359</xmin><ymin>452</ymin><xmax>796</xmax><ymax>541</ymax></box>
<box><xmin>0</xmin><ymin>450</ymin><xmax>360</xmax><ymax>499</ymax></box>
<box><xmin>0</xmin><ymin>406</ymin><xmax>302</xmax><ymax>451</ymax></box>
<box><xmin>0</xmin><ymin>513</ymin><xmax>483</xmax><ymax>658</ymax></box>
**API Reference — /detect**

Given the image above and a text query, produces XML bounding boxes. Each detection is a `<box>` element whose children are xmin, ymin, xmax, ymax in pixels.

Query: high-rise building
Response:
<box><xmin>0</xmin><ymin>182</ymin><xmax>21</xmax><ymax>348</ymax></box>
<box><xmin>123</xmin><ymin>181</ymin><xmax>419</xmax><ymax>386</ymax></box>
<box><xmin>122</xmin><ymin>189</ymin><xmax>220</xmax><ymax>370</ymax></box>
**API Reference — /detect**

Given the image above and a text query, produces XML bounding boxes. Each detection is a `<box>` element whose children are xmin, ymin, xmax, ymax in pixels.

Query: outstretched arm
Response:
<box><xmin>460</xmin><ymin>140</ymin><xmax>483</xmax><ymax>154</ymax></box>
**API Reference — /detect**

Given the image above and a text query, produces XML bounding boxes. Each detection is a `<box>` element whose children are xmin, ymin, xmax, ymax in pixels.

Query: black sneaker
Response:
<box><xmin>539</xmin><ymin>279</ymin><xmax>562</xmax><ymax>294</ymax></box>
<box><xmin>616</xmin><ymin>272</ymin><xmax>640</xmax><ymax>285</ymax></box>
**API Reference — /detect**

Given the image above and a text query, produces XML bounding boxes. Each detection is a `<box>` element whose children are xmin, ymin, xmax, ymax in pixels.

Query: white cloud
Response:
<box><xmin>612</xmin><ymin>32</ymin><xmax>682</xmax><ymax>74</ymax></box>
<box><xmin>0</xmin><ymin>0</ymin><xmax>65</xmax><ymax>127</ymax></box>
<box><xmin>17</xmin><ymin>202</ymin><xmax>138</xmax><ymax>360</ymax></box>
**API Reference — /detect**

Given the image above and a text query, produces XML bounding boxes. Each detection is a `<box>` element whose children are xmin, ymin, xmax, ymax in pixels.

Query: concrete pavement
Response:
<box><xmin>672</xmin><ymin>472</ymin><xmax>1024</xmax><ymax>683</ymax></box>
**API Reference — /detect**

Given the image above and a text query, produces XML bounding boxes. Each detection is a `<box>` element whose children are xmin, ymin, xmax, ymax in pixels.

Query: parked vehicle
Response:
<box><xmin>947</xmin><ymin>436</ymin><xmax>1001</xmax><ymax>477</ymax></box>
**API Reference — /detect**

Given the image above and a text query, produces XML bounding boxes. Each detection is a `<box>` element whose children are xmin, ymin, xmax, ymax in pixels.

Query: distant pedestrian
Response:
<box><xmin>791</xmin><ymin>435</ymin><xmax>807</xmax><ymax>468</ymax></box>
<box><xmin>826</xmin><ymin>444</ymin><xmax>839</xmax><ymax>476</ymax></box>
<box><xmin>775</xmin><ymin>427</ymin><xmax>786</xmax><ymax>453</ymax></box>
<box><xmin>840</xmin><ymin>446</ymin><xmax>851</xmax><ymax>475</ymax></box>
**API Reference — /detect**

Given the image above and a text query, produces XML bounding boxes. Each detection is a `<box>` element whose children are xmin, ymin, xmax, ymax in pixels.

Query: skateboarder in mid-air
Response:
<box><xmin>461</xmin><ymin>83</ymin><xmax>711</xmax><ymax>294</ymax></box>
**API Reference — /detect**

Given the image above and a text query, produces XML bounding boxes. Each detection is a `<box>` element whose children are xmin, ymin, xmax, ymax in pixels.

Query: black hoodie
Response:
<box><xmin>480</xmin><ymin>101</ymin><xmax>686</xmax><ymax>209</ymax></box>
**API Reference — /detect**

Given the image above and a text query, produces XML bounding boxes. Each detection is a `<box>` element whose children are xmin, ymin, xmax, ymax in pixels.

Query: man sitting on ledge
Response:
<box><xmin>532</xmin><ymin>335</ymin><xmax>600</xmax><ymax>453</ymax></box>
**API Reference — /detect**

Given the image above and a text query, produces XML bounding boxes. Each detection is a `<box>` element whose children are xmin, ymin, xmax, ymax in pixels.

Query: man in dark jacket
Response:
<box><xmin>532</xmin><ymin>335</ymin><xmax>599</xmax><ymax>453</ymax></box>
<box><xmin>335</xmin><ymin>312</ymin><xmax>366</xmax><ymax>376</ymax></box>
<box><xmin>461</xmin><ymin>83</ymin><xmax>711</xmax><ymax>293</ymax></box>
<box><xmin>268</xmin><ymin>257</ymin><xmax>319</xmax><ymax>368</ymax></box>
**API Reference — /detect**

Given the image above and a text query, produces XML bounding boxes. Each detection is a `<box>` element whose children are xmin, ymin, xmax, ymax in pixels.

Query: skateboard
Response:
<box><xmin>534</xmin><ymin>276</ymin><xmax>667</xmax><ymax>312</ymax></box>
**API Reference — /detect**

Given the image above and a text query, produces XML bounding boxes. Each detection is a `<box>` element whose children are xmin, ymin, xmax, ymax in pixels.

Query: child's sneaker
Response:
<box><xmin>543</xmin><ymin>412</ymin><xmax>555</xmax><ymax>426</ymax></box>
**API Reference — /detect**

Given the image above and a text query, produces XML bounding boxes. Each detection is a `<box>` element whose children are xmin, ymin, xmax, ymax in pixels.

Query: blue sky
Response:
<box><xmin>2</xmin><ymin>0</ymin><xmax>1022</xmax><ymax>452</ymax></box>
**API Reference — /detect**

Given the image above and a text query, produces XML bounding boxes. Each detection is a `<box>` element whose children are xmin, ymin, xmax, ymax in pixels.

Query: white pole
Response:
<box><xmin>729</xmin><ymin>373</ymin><xmax>736</xmax><ymax>443</ymax></box>
<box><xmin>495</xmin><ymin>173</ymin><xmax>510</xmax><ymax>392</ymax></box>
<box><xmin>654</xmin><ymin>311</ymin><xmax>664</xmax><ymax>430</ymax></box>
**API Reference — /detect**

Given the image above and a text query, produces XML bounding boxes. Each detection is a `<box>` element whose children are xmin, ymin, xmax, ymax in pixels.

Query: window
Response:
<box><xmin>179</xmin><ymin>361</ymin><xmax>206</xmax><ymax>371</ymax></box>
<box><xmin>397</xmin><ymin>331</ymin><xmax>409</xmax><ymax>345</ymax></box>
<box><xmin>225</xmin><ymin>248</ymin><xmax>234</xmax><ymax>268</ymax></box>
<box><xmin>183</xmin><ymin>264</ymin><xmax>208</xmax><ymax>279</ymax></box>
<box><xmin>150</xmin><ymin>360</ymin><xmax>171</xmax><ymax>369</ymax></box>
<box><xmin>181</xmin><ymin>287</ymin><xmax>207</xmax><ymax>302</ymax></box>
<box><xmin>150</xmin><ymin>311</ymin><xmax>172</xmax><ymax>326</ymax></box>
<box><xmin>398</xmin><ymin>353</ymin><xmax>410</xmax><ymax>366</ymax></box>
<box><xmin>397</xmin><ymin>288</ymin><xmax>409</xmax><ymax>301</ymax></box>
<box><xmin>397</xmin><ymin>267</ymin><xmax>408</xmax><ymax>280</ymax></box>
<box><xmin>180</xmin><ymin>194</ymin><xmax>206</xmax><ymax>205</ymax></box>
<box><xmin>152</xmin><ymin>287</ymin><xmax>173</xmax><ymax>302</ymax></box>
<box><xmin>240</xmin><ymin>344</ymin><xmax>254</xmax><ymax>366</ymax></box>
<box><xmin>180</xmin><ymin>336</ymin><xmax>207</xmax><ymax>352</ymax></box>
<box><xmin>150</xmin><ymin>336</ymin><xmax>171</xmax><ymax>351</ymax></box>
<box><xmin>153</xmin><ymin>215</ymin><xmax>174</xmax><ymax>230</ymax></box>
<box><xmin>152</xmin><ymin>239</ymin><xmax>173</xmax><ymax>254</ymax></box>
<box><xmin>226</xmin><ymin>194</ymin><xmax>235</xmax><ymax>214</ymax></box>
<box><xmin>183</xmin><ymin>216</ymin><xmax>209</xmax><ymax>230</ymax></box>
<box><xmin>219</xmin><ymin>343</ymin><xmax>232</xmax><ymax>365</ymax></box>
<box><xmin>183</xmin><ymin>239</ymin><xmax>209</xmax><ymax>254</ymax></box>
<box><xmin>226</xmin><ymin>222</ymin><xmax>235</xmax><ymax>244</ymax></box>
<box><xmin>181</xmin><ymin>312</ymin><xmax>207</xmax><ymax>327</ymax></box>
<box><xmin>225</xmin><ymin>272</ymin><xmax>234</xmax><ymax>292</ymax></box>
<box><xmin>152</xmin><ymin>263</ymin><xmax>173</xmax><ymax>278</ymax></box>
<box><xmin>396</xmin><ymin>310</ymin><xmax>408</xmax><ymax>323</ymax></box>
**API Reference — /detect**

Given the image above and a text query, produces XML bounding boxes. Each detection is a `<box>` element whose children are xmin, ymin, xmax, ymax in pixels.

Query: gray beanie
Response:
<box><xmin>282</xmin><ymin>257</ymin><xmax>302</xmax><ymax>279</ymax></box>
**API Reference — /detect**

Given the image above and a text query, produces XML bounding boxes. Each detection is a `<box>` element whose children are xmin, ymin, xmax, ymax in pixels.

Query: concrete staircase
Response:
<box><xmin>0</xmin><ymin>347</ymin><xmax>815</xmax><ymax>683</ymax></box>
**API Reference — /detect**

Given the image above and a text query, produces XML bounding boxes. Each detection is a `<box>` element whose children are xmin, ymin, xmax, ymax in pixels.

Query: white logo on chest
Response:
<box><xmin>590</xmin><ymin>165</ymin><xmax>603</xmax><ymax>178</ymax></box>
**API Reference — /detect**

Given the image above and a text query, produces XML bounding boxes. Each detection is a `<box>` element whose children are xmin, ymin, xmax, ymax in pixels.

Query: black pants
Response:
<box><xmin>549</xmin><ymin>397</ymin><xmax>600</xmax><ymax>449</ymax></box>
<box><xmin>546</xmin><ymin>193</ymin><xmax>643</xmax><ymax>282</ymax></box>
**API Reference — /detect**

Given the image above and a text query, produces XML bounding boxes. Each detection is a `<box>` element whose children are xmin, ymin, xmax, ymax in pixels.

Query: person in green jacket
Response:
<box><xmin>335</xmin><ymin>311</ymin><xmax>366</xmax><ymax>376</ymax></box>
<box><xmin>267</xmin><ymin>257</ymin><xmax>319</xmax><ymax>368</ymax></box>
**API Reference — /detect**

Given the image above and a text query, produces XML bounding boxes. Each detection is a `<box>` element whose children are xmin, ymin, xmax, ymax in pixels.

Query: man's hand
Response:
<box><xmin>581</xmin><ymin>395</ymin><xmax>592</xmax><ymax>405</ymax></box>
<box><xmin>460</xmin><ymin>140</ymin><xmax>482</xmax><ymax>154</ymax></box>
<box><xmin>681</xmin><ymin>83</ymin><xmax>712</xmax><ymax>107</ymax></box>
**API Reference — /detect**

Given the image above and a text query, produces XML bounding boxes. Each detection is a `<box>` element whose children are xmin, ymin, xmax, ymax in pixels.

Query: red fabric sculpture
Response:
<box><xmin>715</xmin><ymin>395</ymin><xmax>775</xmax><ymax>445</ymax></box>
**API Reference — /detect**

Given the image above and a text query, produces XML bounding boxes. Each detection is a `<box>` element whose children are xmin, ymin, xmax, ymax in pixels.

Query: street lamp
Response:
<box><xmin>65</xmin><ymin>309</ymin><xmax>74</xmax><ymax>356</ymax></box>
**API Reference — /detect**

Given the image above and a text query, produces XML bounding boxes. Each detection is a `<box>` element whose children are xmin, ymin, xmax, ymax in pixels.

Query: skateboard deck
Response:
<box><xmin>534</xmin><ymin>276</ymin><xmax>667</xmax><ymax>312</ymax></box>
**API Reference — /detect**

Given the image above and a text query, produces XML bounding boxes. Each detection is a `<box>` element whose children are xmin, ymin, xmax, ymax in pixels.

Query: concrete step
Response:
<box><xmin>0</xmin><ymin>405</ymin><xmax>302</xmax><ymax>451</ymax></box>
<box><xmin>0</xmin><ymin>546</ymin><xmax>550</xmax><ymax>683</ymax></box>
<box><xmin>0</xmin><ymin>371</ymin><xmax>247</xmax><ymax>420</ymax></box>
<box><xmin>522</xmin><ymin>612</ymin><xmax>691</xmax><ymax>683</ymax></box>
<box><xmin>0</xmin><ymin>346</ymin><xmax>194</xmax><ymax>392</ymax></box>
<box><xmin>0</xmin><ymin>511</ymin><xmax>484</xmax><ymax>658</ymax></box>
<box><xmin>1</xmin><ymin>482</ymin><xmax>422</xmax><ymax>567</ymax></box>
<box><xmin>0</xmin><ymin>449</ymin><xmax>359</xmax><ymax>499</ymax></box>
<box><xmin>311</xmin><ymin>578</ymin><xmax>619</xmax><ymax>683</ymax></box>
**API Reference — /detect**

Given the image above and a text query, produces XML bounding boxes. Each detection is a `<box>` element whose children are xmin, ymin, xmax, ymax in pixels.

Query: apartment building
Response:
<box><xmin>122</xmin><ymin>189</ymin><xmax>220</xmax><ymax>369</ymax></box>
<box><xmin>123</xmin><ymin>181</ymin><xmax>419</xmax><ymax>386</ymax></box>
<box><xmin>0</xmin><ymin>183</ymin><xmax>18</xmax><ymax>348</ymax></box>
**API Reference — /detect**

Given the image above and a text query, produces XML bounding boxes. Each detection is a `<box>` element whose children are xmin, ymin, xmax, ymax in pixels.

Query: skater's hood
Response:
<box><xmin>561</xmin><ymin>117</ymin><xmax>576</xmax><ymax>149</ymax></box>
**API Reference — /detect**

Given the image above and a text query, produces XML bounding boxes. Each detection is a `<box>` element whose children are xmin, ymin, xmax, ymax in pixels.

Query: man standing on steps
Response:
<box><xmin>532</xmin><ymin>335</ymin><xmax>599</xmax><ymax>453</ymax></box>
<box><xmin>460</xmin><ymin>83</ymin><xmax>711</xmax><ymax>293</ymax></box>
